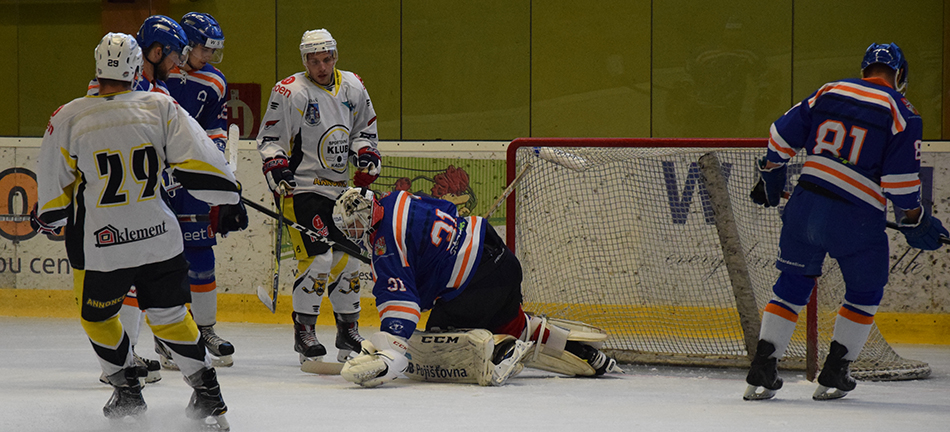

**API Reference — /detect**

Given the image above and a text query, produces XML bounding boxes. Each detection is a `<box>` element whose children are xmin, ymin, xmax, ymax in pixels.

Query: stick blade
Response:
<box><xmin>301</xmin><ymin>359</ymin><xmax>345</xmax><ymax>375</ymax></box>
<box><xmin>256</xmin><ymin>285</ymin><xmax>276</xmax><ymax>313</ymax></box>
<box><xmin>227</xmin><ymin>124</ymin><xmax>239</xmax><ymax>174</ymax></box>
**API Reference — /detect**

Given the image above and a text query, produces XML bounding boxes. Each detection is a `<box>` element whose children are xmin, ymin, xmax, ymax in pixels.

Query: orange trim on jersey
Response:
<box><xmin>122</xmin><ymin>296</ymin><xmax>139</xmax><ymax>308</ymax></box>
<box><xmin>394</xmin><ymin>192</ymin><xmax>411</xmax><ymax>267</ymax></box>
<box><xmin>769</xmin><ymin>137</ymin><xmax>797</xmax><ymax>158</ymax></box>
<box><xmin>450</xmin><ymin>218</ymin><xmax>478</xmax><ymax>288</ymax></box>
<box><xmin>208</xmin><ymin>133</ymin><xmax>227</xmax><ymax>140</ymax></box>
<box><xmin>190</xmin><ymin>281</ymin><xmax>217</xmax><ymax>293</ymax></box>
<box><xmin>190</xmin><ymin>71</ymin><xmax>226</xmax><ymax>95</ymax></box>
<box><xmin>764</xmin><ymin>303</ymin><xmax>798</xmax><ymax>323</ymax></box>
<box><xmin>838</xmin><ymin>306</ymin><xmax>874</xmax><ymax>325</ymax></box>
<box><xmin>803</xmin><ymin>160</ymin><xmax>887</xmax><ymax>206</ymax></box>
<box><xmin>881</xmin><ymin>179</ymin><xmax>921</xmax><ymax>189</ymax></box>
<box><xmin>378</xmin><ymin>304</ymin><xmax>422</xmax><ymax>319</ymax></box>
<box><xmin>809</xmin><ymin>82</ymin><xmax>904</xmax><ymax>133</ymax></box>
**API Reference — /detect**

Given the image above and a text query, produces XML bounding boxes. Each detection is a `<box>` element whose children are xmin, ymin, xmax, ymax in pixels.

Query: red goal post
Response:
<box><xmin>504</xmin><ymin>137</ymin><xmax>929</xmax><ymax>381</ymax></box>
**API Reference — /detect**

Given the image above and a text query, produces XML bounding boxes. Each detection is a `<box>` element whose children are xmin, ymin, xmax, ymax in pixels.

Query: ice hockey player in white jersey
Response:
<box><xmin>257</xmin><ymin>29</ymin><xmax>381</xmax><ymax>366</ymax></box>
<box><xmin>30</xmin><ymin>33</ymin><xmax>246</xmax><ymax>430</ymax></box>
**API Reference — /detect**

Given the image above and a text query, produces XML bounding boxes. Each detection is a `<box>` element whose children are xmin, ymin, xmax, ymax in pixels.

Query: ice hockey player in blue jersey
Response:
<box><xmin>330</xmin><ymin>188</ymin><xmax>622</xmax><ymax>388</ymax></box>
<box><xmin>744</xmin><ymin>43</ymin><xmax>948</xmax><ymax>401</ymax></box>
<box><xmin>163</xmin><ymin>11</ymin><xmax>238</xmax><ymax>368</ymax></box>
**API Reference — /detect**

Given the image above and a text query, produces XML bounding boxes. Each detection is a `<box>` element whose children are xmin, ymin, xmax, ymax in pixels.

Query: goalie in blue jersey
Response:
<box><xmin>329</xmin><ymin>188</ymin><xmax>623</xmax><ymax>388</ymax></box>
<box><xmin>744</xmin><ymin>43</ymin><xmax>948</xmax><ymax>401</ymax></box>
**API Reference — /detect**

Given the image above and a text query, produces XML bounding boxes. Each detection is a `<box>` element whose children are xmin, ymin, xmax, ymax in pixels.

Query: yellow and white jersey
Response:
<box><xmin>257</xmin><ymin>69</ymin><xmax>379</xmax><ymax>199</ymax></box>
<box><xmin>36</xmin><ymin>90</ymin><xmax>240</xmax><ymax>272</ymax></box>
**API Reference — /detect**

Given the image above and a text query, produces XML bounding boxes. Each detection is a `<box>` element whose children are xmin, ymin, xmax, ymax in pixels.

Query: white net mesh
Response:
<box><xmin>510</xmin><ymin>140</ymin><xmax>929</xmax><ymax>380</ymax></box>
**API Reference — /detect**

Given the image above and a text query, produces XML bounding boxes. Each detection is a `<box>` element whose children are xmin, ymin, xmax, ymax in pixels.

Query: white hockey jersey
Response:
<box><xmin>257</xmin><ymin>69</ymin><xmax>378</xmax><ymax>198</ymax></box>
<box><xmin>36</xmin><ymin>90</ymin><xmax>240</xmax><ymax>272</ymax></box>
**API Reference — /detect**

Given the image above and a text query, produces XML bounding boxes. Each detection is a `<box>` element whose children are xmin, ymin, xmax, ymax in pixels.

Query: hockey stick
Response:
<box><xmin>300</xmin><ymin>359</ymin><xmax>345</xmax><ymax>375</ymax></box>
<box><xmin>241</xmin><ymin>197</ymin><xmax>371</xmax><ymax>264</ymax></box>
<box><xmin>256</xmin><ymin>194</ymin><xmax>284</xmax><ymax>313</ymax></box>
<box><xmin>227</xmin><ymin>124</ymin><xmax>239</xmax><ymax>174</ymax></box>
<box><xmin>483</xmin><ymin>163</ymin><xmax>532</xmax><ymax>219</ymax></box>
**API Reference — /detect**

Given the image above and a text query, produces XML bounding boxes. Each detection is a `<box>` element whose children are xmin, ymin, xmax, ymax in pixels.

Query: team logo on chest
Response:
<box><xmin>305</xmin><ymin>101</ymin><xmax>321</xmax><ymax>126</ymax></box>
<box><xmin>319</xmin><ymin>125</ymin><xmax>351</xmax><ymax>173</ymax></box>
<box><xmin>375</xmin><ymin>236</ymin><xmax>386</xmax><ymax>255</ymax></box>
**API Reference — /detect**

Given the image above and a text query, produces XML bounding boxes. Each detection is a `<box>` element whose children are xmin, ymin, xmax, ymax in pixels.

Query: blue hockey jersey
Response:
<box><xmin>766</xmin><ymin>77</ymin><xmax>923</xmax><ymax>212</ymax></box>
<box><xmin>370</xmin><ymin>191</ymin><xmax>487</xmax><ymax>339</ymax></box>
<box><xmin>166</xmin><ymin>64</ymin><xmax>228</xmax><ymax>151</ymax></box>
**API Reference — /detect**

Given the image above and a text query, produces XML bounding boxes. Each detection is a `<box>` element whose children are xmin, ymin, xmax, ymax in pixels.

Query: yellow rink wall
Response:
<box><xmin>1</xmin><ymin>288</ymin><xmax>947</xmax><ymax>345</ymax></box>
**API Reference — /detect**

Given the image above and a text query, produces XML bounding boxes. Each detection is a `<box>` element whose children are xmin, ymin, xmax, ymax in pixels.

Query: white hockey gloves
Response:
<box><xmin>341</xmin><ymin>332</ymin><xmax>408</xmax><ymax>388</ymax></box>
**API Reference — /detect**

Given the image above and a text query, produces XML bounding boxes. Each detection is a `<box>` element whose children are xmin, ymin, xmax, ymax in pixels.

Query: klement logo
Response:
<box><xmin>94</xmin><ymin>222</ymin><xmax>168</xmax><ymax>247</ymax></box>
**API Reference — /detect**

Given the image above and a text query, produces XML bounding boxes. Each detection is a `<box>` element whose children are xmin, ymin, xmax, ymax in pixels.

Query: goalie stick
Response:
<box><xmin>483</xmin><ymin>163</ymin><xmax>531</xmax><ymax>219</ymax></box>
<box><xmin>241</xmin><ymin>197</ymin><xmax>371</xmax><ymax>264</ymax></box>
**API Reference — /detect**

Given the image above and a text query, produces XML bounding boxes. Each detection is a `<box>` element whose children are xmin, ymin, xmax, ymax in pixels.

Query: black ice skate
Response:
<box><xmin>334</xmin><ymin>312</ymin><xmax>364</xmax><ymax>362</ymax></box>
<box><xmin>294</xmin><ymin>319</ymin><xmax>327</xmax><ymax>363</ymax></box>
<box><xmin>102</xmin><ymin>367</ymin><xmax>147</xmax><ymax>420</ymax></box>
<box><xmin>199</xmin><ymin>325</ymin><xmax>235</xmax><ymax>367</ymax></box>
<box><xmin>743</xmin><ymin>340</ymin><xmax>784</xmax><ymax>401</ymax></box>
<box><xmin>813</xmin><ymin>341</ymin><xmax>857</xmax><ymax>400</ymax></box>
<box><xmin>185</xmin><ymin>368</ymin><xmax>230</xmax><ymax>431</ymax></box>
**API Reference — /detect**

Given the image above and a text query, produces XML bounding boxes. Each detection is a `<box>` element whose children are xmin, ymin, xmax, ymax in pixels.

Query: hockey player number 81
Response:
<box><xmin>94</xmin><ymin>145</ymin><xmax>161</xmax><ymax>207</ymax></box>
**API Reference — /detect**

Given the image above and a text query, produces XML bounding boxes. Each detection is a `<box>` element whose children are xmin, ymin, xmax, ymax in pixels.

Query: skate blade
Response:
<box><xmin>743</xmin><ymin>384</ymin><xmax>778</xmax><ymax>400</ymax></box>
<box><xmin>337</xmin><ymin>349</ymin><xmax>357</xmax><ymax>363</ymax></box>
<box><xmin>159</xmin><ymin>356</ymin><xmax>180</xmax><ymax>371</ymax></box>
<box><xmin>144</xmin><ymin>370</ymin><xmax>162</xmax><ymax>384</ymax></box>
<box><xmin>812</xmin><ymin>385</ymin><xmax>849</xmax><ymax>400</ymax></box>
<box><xmin>301</xmin><ymin>359</ymin><xmax>345</xmax><ymax>375</ymax></box>
<box><xmin>196</xmin><ymin>414</ymin><xmax>230</xmax><ymax>431</ymax></box>
<box><xmin>211</xmin><ymin>355</ymin><xmax>234</xmax><ymax>368</ymax></box>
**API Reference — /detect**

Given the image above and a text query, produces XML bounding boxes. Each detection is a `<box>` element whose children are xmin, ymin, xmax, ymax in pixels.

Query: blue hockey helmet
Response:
<box><xmin>180</xmin><ymin>12</ymin><xmax>225</xmax><ymax>63</ymax></box>
<box><xmin>136</xmin><ymin>15</ymin><xmax>188</xmax><ymax>63</ymax></box>
<box><xmin>861</xmin><ymin>43</ymin><xmax>908</xmax><ymax>94</ymax></box>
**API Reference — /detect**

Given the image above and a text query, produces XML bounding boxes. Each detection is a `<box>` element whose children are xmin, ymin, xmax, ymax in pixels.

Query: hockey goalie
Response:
<box><xmin>327</xmin><ymin>187</ymin><xmax>623</xmax><ymax>388</ymax></box>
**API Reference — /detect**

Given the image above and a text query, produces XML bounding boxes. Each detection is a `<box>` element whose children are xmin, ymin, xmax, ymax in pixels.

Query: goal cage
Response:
<box><xmin>505</xmin><ymin>138</ymin><xmax>929</xmax><ymax>381</ymax></box>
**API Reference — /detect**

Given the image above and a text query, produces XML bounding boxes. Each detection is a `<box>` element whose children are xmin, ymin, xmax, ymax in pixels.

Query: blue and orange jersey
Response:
<box><xmin>767</xmin><ymin>76</ymin><xmax>923</xmax><ymax>212</ymax></box>
<box><xmin>370</xmin><ymin>191</ymin><xmax>486</xmax><ymax>339</ymax></box>
<box><xmin>166</xmin><ymin>63</ymin><xmax>228</xmax><ymax>152</ymax></box>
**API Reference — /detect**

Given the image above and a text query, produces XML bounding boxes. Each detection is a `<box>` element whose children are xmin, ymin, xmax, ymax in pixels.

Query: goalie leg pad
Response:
<box><xmin>522</xmin><ymin>314</ymin><xmax>611</xmax><ymax>377</ymax></box>
<box><xmin>404</xmin><ymin>329</ymin><xmax>496</xmax><ymax>386</ymax></box>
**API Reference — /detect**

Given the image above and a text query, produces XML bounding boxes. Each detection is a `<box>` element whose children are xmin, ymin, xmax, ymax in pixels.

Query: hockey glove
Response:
<box><xmin>341</xmin><ymin>332</ymin><xmax>408</xmax><ymax>388</ymax></box>
<box><xmin>351</xmin><ymin>147</ymin><xmax>381</xmax><ymax>188</ymax></box>
<box><xmin>262</xmin><ymin>156</ymin><xmax>296</xmax><ymax>195</ymax></box>
<box><xmin>210</xmin><ymin>203</ymin><xmax>248</xmax><ymax>237</ymax></box>
<box><xmin>750</xmin><ymin>156</ymin><xmax>787</xmax><ymax>207</ymax></box>
<box><xmin>29</xmin><ymin>204</ymin><xmax>61</xmax><ymax>235</ymax></box>
<box><xmin>898</xmin><ymin>209</ymin><xmax>949</xmax><ymax>250</ymax></box>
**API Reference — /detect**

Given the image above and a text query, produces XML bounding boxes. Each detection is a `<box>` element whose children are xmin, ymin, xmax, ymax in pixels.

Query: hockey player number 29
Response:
<box><xmin>94</xmin><ymin>145</ymin><xmax>161</xmax><ymax>207</ymax></box>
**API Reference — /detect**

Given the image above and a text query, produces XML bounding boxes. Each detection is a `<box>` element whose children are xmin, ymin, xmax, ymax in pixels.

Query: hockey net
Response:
<box><xmin>506</xmin><ymin>138</ymin><xmax>929</xmax><ymax>381</ymax></box>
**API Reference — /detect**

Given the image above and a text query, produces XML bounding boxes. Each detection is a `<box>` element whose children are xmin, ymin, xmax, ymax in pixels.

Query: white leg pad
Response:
<box><xmin>522</xmin><ymin>315</ymin><xmax>610</xmax><ymax>377</ymax></box>
<box><xmin>404</xmin><ymin>329</ymin><xmax>496</xmax><ymax>386</ymax></box>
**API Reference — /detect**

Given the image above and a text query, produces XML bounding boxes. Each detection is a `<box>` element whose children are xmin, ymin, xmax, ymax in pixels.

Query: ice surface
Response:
<box><xmin>2</xmin><ymin>317</ymin><xmax>948</xmax><ymax>432</ymax></box>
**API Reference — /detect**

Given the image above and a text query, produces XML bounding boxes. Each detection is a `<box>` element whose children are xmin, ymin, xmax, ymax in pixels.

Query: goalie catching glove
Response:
<box><xmin>341</xmin><ymin>332</ymin><xmax>408</xmax><ymax>388</ymax></box>
<box><xmin>350</xmin><ymin>147</ymin><xmax>381</xmax><ymax>187</ymax></box>
<box><xmin>898</xmin><ymin>208</ymin><xmax>949</xmax><ymax>250</ymax></box>
<box><xmin>750</xmin><ymin>156</ymin><xmax>787</xmax><ymax>207</ymax></box>
<box><xmin>262</xmin><ymin>155</ymin><xmax>296</xmax><ymax>195</ymax></box>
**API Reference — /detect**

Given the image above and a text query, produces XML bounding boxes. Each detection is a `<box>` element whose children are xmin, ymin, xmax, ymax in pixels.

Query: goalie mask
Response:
<box><xmin>861</xmin><ymin>43</ymin><xmax>908</xmax><ymax>95</ymax></box>
<box><xmin>95</xmin><ymin>32</ymin><xmax>142</xmax><ymax>82</ymax></box>
<box><xmin>332</xmin><ymin>187</ymin><xmax>383</xmax><ymax>254</ymax></box>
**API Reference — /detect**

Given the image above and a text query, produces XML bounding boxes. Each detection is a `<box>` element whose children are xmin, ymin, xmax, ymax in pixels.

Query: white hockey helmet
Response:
<box><xmin>299</xmin><ymin>29</ymin><xmax>337</xmax><ymax>66</ymax></box>
<box><xmin>332</xmin><ymin>187</ymin><xmax>382</xmax><ymax>253</ymax></box>
<box><xmin>95</xmin><ymin>32</ymin><xmax>143</xmax><ymax>82</ymax></box>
